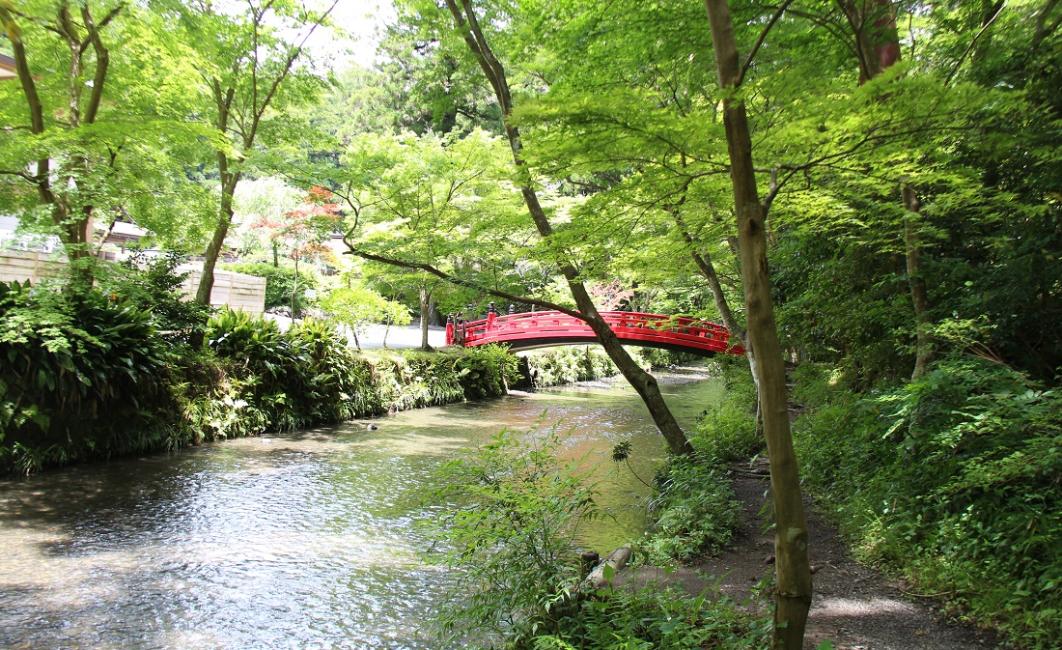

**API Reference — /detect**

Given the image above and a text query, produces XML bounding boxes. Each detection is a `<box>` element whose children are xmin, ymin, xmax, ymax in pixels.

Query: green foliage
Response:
<box><xmin>99</xmin><ymin>251</ymin><xmax>211</xmax><ymax>343</ymax></box>
<box><xmin>633</xmin><ymin>359</ymin><xmax>754</xmax><ymax>565</ymax></box>
<box><xmin>427</xmin><ymin>429</ymin><xmax>596</xmax><ymax>646</ymax></box>
<box><xmin>639</xmin><ymin>456</ymin><xmax>741</xmax><ymax>565</ymax></box>
<box><xmin>206</xmin><ymin>309</ymin><xmax>518</xmax><ymax>429</ymax></box>
<box><xmin>793</xmin><ymin>358</ymin><xmax>1062</xmax><ymax>647</ymax></box>
<box><xmin>320</xmin><ymin>284</ymin><xmax>407</xmax><ymax>349</ymax></box>
<box><xmin>169</xmin><ymin>348</ymin><xmax>269</xmax><ymax>444</ymax></box>
<box><xmin>224</xmin><ymin>262</ymin><xmax>318</xmax><ymax>315</ymax></box>
<box><xmin>454</xmin><ymin>345</ymin><xmax>520</xmax><ymax>399</ymax></box>
<box><xmin>532</xmin><ymin>587</ymin><xmax>769</xmax><ymax>650</ymax></box>
<box><xmin>0</xmin><ymin>281</ymin><xmax>174</xmax><ymax>474</ymax></box>
<box><xmin>691</xmin><ymin>360</ymin><xmax>762</xmax><ymax>464</ymax></box>
<box><xmin>426</xmin><ymin>429</ymin><xmax>763</xmax><ymax>649</ymax></box>
<box><xmin>523</xmin><ymin>346</ymin><xmax>657</xmax><ymax>388</ymax></box>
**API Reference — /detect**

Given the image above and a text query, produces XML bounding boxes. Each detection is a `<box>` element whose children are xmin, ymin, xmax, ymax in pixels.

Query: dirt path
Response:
<box><xmin>618</xmin><ymin>459</ymin><xmax>1000</xmax><ymax>649</ymax></box>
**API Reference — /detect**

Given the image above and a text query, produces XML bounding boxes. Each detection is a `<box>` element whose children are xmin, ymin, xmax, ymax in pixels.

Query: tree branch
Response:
<box><xmin>738</xmin><ymin>0</ymin><xmax>795</xmax><ymax>86</ymax></box>
<box><xmin>342</xmin><ymin>241</ymin><xmax>585</xmax><ymax>320</ymax></box>
<box><xmin>248</xmin><ymin>0</ymin><xmax>339</xmax><ymax>145</ymax></box>
<box><xmin>81</xmin><ymin>4</ymin><xmax>120</xmax><ymax>124</ymax></box>
<box><xmin>945</xmin><ymin>1</ymin><xmax>1006</xmax><ymax>86</ymax></box>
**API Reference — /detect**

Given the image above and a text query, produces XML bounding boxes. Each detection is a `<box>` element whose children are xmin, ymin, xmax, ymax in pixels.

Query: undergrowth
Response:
<box><xmin>792</xmin><ymin>357</ymin><xmax>1061</xmax><ymax>648</ymax></box>
<box><xmin>638</xmin><ymin>358</ymin><xmax>758</xmax><ymax>565</ymax></box>
<box><xmin>425</xmin><ymin>429</ymin><xmax>769</xmax><ymax>649</ymax></box>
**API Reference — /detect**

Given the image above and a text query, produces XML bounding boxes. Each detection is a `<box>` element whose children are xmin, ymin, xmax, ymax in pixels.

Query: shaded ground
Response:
<box><xmin>618</xmin><ymin>459</ymin><xmax>1000</xmax><ymax>649</ymax></box>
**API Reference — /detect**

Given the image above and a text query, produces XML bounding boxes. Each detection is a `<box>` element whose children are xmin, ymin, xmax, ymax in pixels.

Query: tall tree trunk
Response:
<box><xmin>902</xmin><ymin>184</ymin><xmax>931</xmax><ymax>379</ymax></box>
<box><xmin>673</xmin><ymin>209</ymin><xmax>763</xmax><ymax>431</ymax></box>
<box><xmin>443</xmin><ymin>0</ymin><xmax>692</xmax><ymax>455</ymax></box>
<box><xmin>702</xmin><ymin>0</ymin><xmax>813</xmax><ymax>647</ymax></box>
<box><xmin>419</xmin><ymin>287</ymin><xmax>433</xmax><ymax>350</ymax></box>
<box><xmin>838</xmin><ymin>3</ymin><xmax>933</xmax><ymax>380</ymax></box>
<box><xmin>838</xmin><ymin>0</ymin><xmax>901</xmax><ymax>83</ymax></box>
<box><xmin>196</xmin><ymin>163</ymin><xmax>240</xmax><ymax>305</ymax></box>
<box><xmin>291</xmin><ymin>255</ymin><xmax>300</xmax><ymax>319</ymax></box>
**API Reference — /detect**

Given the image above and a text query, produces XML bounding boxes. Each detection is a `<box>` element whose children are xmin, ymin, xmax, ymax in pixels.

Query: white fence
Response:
<box><xmin>0</xmin><ymin>250</ymin><xmax>266</xmax><ymax>313</ymax></box>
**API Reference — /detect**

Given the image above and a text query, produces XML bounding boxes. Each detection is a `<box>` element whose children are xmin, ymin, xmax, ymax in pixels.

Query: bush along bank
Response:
<box><xmin>518</xmin><ymin>345</ymin><xmax>698</xmax><ymax>388</ymax></box>
<box><xmin>425</xmin><ymin>429</ymin><xmax>769</xmax><ymax>649</ymax></box>
<box><xmin>637</xmin><ymin>357</ymin><xmax>759</xmax><ymax>565</ymax></box>
<box><xmin>0</xmin><ymin>275</ymin><xmax>517</xmax><ymax>475</ymax></box>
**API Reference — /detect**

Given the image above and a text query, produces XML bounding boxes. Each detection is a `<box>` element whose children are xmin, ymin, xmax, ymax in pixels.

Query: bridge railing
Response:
<box><xmin>456</xmin><ymin>310</ymin><xmax>743</xmax><ymax>355</ymax></box>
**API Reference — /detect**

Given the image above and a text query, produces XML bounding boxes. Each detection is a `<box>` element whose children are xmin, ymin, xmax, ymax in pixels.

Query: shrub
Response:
<box><xmin>223</xmin><ymin>262</ymin><xmax>317</xmax><ymax>316</ymax></box>
<box><xmin>535</xmin><ymin>587</ymin><xmax>768</xmax><ymax>650</ymax></box>
<box><xmin>793</xmin><ymin>356</ymin><xmax>1062</xmax><ymax>648</ymax></box>
<box><xmin>0</xmin><ymin>281</ymin><xmax>174</xmax><ymax>474</ymax></box>
<box><xmin>691</xmin><ymin>358</ymin><xmax>762</xmax><ymax>463</ymax></box>
<box><xmin>455</xmin><ymin>345</ymin><xmax>519</xmax><ymax>399</ymax></box>
<box><xmin>426</xmin><ymin>429</ymin><xmax>764</xmax><ymax>649</ymax></box>
<box><xmin>639</xmin><ymin>455</ymin><xmax>742</xmax><ymax>564</ymax></box>
<box><xmin>523</xmin><ymin>346</ymin><xmax>653</xmax><ymax>388</ymax></box>
<box><xmin>98</xmin><ymin>251</ymin><xmax>211</xmax><ymax>344</ymax></box>
<box><xmin>427</xmin><ymin>430</ymin><xmax>595</xmax><ymax>645</ymax></box>
<box><xmin>206</xmin><ymin>309</ymin><xmax>521</xmax><ymax>429</ymax></box>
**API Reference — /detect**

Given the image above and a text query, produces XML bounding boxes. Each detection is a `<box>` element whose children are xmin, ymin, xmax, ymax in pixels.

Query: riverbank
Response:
<box><xmin>0</xmin><ymin>291</ymin><xmax>681</xmax><ymax>475</ymax></box>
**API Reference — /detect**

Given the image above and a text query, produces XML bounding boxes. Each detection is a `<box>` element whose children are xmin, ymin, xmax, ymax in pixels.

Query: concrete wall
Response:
<box><xmin>0</xmin><ymin>250</ymin><xmax>266</xmax><ymax>314</ymax></box>
<box><xmin>0</xmin><ymin>250</ymin><xmax>66</xmax><ymax>283</ymax></box>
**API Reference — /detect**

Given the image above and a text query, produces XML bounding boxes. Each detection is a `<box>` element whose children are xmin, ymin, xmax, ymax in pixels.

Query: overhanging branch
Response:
<box><xmin>342</xmin><ymin>240</ymin><xmax>586</xmax><ymax>321</ymax></box>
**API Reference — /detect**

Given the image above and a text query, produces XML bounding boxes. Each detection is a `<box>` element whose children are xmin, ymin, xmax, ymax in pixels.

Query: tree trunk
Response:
<box><xmin>674</xmin><ymin>209</ymin><xmax>764</xmax><ymax>427</ymax></box>
<box><xmin>838</xmin><ymin>0</ymin><xmax>901</xmax><ymax>83</ymax></box>
<box><xmin>443</xmin><ymin>0</ymin><xmax>692</xmax><ymax>455</ymax></box>
<box><xmin>902</xmin><ymin>184</ymin><xmax>931</xmax><ymax>379</ymax></box>
<box><xmin>196</xmin><ymin>166</ymin><xmax>239</xmax><ymax>305</ymax></box>
<box><xmin>837</xmin><ymin>3</ymin><xmax>933</xmax><ymax>380</ymax></box>
<box><xmin>702</xmin><ymin>0</ymin><xmax>813</xmax><ymax>647</ymax></box>
<box><xmin>419</xmin><ymin>287</ymin><xmax>432</xmax><ymax>351</ymax></box>
<box><xmin>291</xmin><ymin>255</ymin><xmax>300</xmax><ymax>319</ymax></box>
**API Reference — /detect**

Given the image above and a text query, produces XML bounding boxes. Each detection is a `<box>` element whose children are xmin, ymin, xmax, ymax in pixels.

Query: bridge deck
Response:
<box><xmin>452</xmin><ymin>311</ymin><xmax>743</xmax><ymax>356</ymax></box>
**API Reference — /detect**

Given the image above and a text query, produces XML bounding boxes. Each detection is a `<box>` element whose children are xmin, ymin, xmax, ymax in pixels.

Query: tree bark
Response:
<box><xmin>196</xmin><ymin>169</ymin><xmax>238</xmax><ymax>305</ymax></box>
<box><xmin>836</xmin><ymin>3</ymin><xmax>934</xmax><ymax>380</ymax></box>
<box><xmin>837</xmin><ymin>0</ymin><xmax>901</xmax><ymax>83</ymax></box>
<box><xmin>702</xmin><ymin>0</ymin><xmax>813</xmax><ymax>646</ymax></box>
<box><xmin>442</xmin><ymin>0</ymin><xmax>692</xmax><ymax>455</ymax></box>
<box><xmin>419</xmin><ymin>286</ymin><xmax>433</xmax><ymax>350</ymax></box>
<box><xmin>902</xmin><ymin>184</ymin><xmax>931</xmax><ymax>379</ymax></box>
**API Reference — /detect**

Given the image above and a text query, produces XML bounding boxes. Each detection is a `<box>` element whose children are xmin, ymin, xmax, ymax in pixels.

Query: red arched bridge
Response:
<box><xmin>447</xmin><ymin>310</ymin><xmax>744</xmax><ymax>357</ymax></box>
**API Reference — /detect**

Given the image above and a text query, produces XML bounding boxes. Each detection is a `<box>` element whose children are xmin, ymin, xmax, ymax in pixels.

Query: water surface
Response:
<box><xmin>0</xmin><ymin>366</ymin><xmax>722</xmax><ymax>649</ymax></box>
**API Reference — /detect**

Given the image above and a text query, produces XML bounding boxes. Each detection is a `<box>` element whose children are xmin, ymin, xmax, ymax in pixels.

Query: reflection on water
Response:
<box><xmin>0</xmin><ymin>366</ymin><xmax>723</xmax><ymax>649</ymax></box>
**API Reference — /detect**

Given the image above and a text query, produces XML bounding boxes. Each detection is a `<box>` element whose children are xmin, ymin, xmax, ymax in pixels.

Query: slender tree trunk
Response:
<box><xmin>702</xmin><ymin>1</ymin><xmax>812</xmax><ymax>646</ymax></box>
<box><xmin>196</xmin><ymin>164</ymin><xmax>240</xmax><ymax>305</ymax></box>
<box><xmin>443</xmin><ymin>0</ymin><xmax>691</xmax><ymax>455</ymax></box>
<box><xmin>673</xmin><ymin>181</ymin><xmax>763</xmax><ymax>437</ymax></box>
<box><xmin>291</xmin><ymin>255</ymin><xmax>300</xmax><ymax>319</ymax></box>
<box><xmin>419</xmin><ymin>287</ymin><xmax>432</xmax><ymax>351</ymax></box>
<box><xmin>902</xmin><ymin>184</ymin><xmax>931</xmax><ymax>379</ymax></box>
<box><xmin>837</xmin><ymin>3</ymin><xmax>933</xmax><ymax>380</ymax></box>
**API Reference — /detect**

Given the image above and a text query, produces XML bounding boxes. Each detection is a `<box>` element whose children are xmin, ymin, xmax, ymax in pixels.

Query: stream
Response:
<box><xmin>0</xmin><ymin>365</ymin><xmax>724</xmax><ymax>649</ymax></box>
